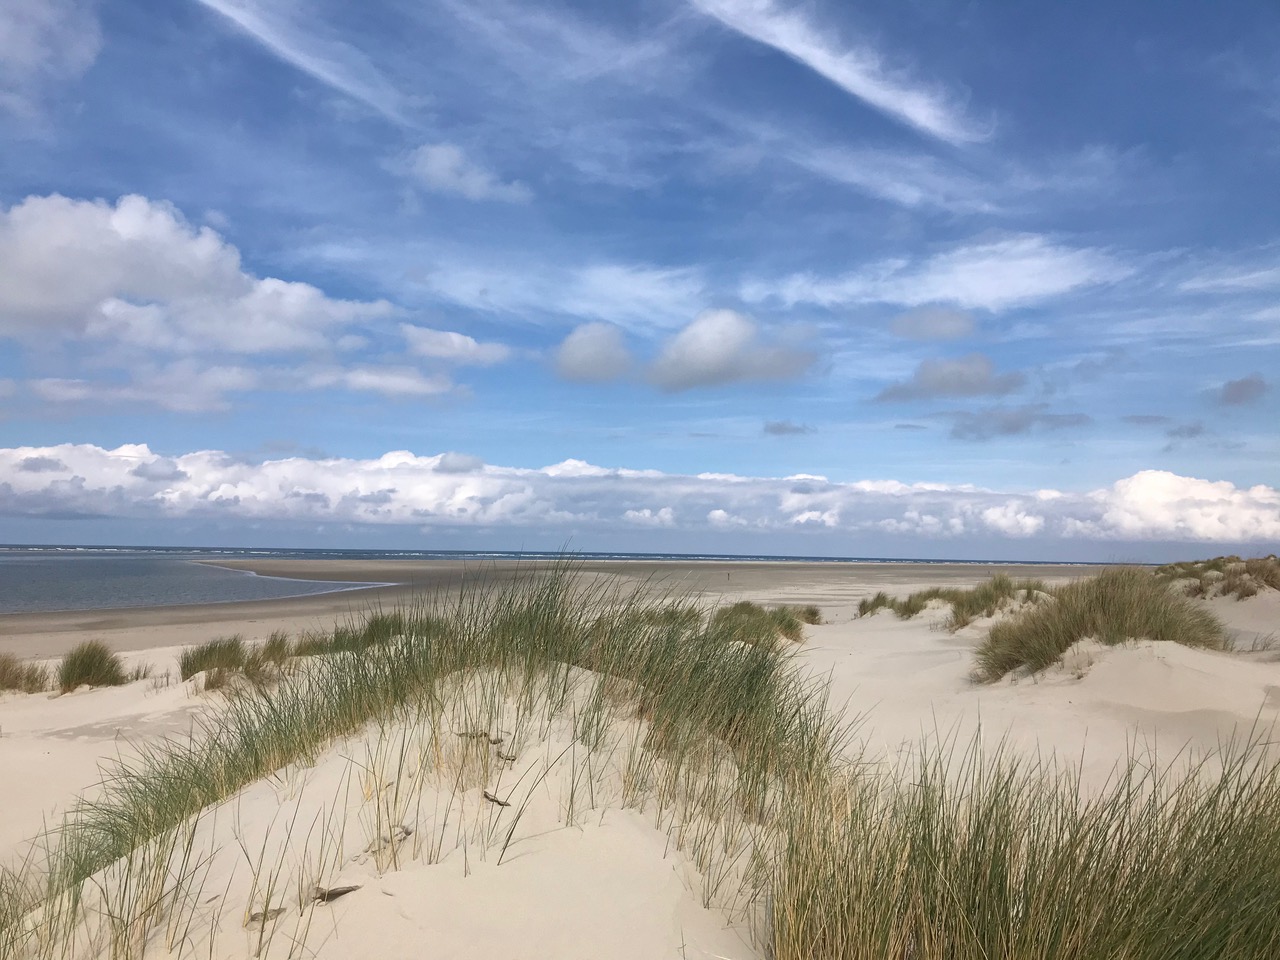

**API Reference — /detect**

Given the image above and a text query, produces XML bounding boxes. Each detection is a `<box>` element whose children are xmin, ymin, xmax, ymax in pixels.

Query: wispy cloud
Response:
<box><xmin>0</xmin><ymin>0</ymin><xmax>101</xmax><ymax>121</ymax></box>
<box><xmin>744</xmin><ymin>235</ymin><xmax>1128</xmax><ymax>312</ymax></box>
<box><xmin>688</xmin><ymin>0</ymin><xmax>987</xmax><ymax>144</ymax></box>
<box><xmin>408</xmin><ymin>143</ymin><xmax>532</xmax><ymax>203</ymax></box>
<box><xmin>192</xmin><ymin>0</ymin><xmax>412</xmax><ymax>124</ymax></box>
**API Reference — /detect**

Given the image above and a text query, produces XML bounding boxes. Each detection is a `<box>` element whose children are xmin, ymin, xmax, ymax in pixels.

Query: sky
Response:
<box><xmin>0</xmin><ymin>0</ymin><xmax>1278</xmax><ymax>560</ymax></box>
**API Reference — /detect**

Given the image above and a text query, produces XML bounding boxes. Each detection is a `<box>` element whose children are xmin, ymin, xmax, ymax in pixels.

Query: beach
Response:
<box><xmin>2</xmin><ymin>557</ymin><xmax>1278</xmax><ymax>958</ymax></box>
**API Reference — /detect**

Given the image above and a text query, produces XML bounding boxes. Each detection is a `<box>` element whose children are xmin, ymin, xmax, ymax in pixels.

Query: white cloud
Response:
<box><xmin>192</xmin><ymin>0</ymin><xmax>410</xmax><ymax>123</ymax></box>
<box><xmin>31</xmin><ymin>362</ymin><xmax>259</xmax><ymax>412</ymax></box>
<box><xmin>785</xmin><ymin>144</ymin><xmax>994</xmax><ymax>212</ymax></box>
<box><xmin>303</xmin><ymin>366</ymin><xmax>453</xmax><ymax>398</ymax></box>
<box><xmin>688</xmin><ymin>0</ymin><xmax>986</xmax><ymax>144</ymax></box>
<box><xmin>555</xmin><ymin>322</ymin><xmax>634</xmax><ymax>382</ymax></box>
<box><xmin>409</xmin><ymin>143</ymin><xmax>532</xmax><ymax>203</ymax></box>
<box><xmin>649</xmin><ymin>309</ymin><xmax>814</xmax><ymax>391</ymax></box>
<box><xmin>1</xmin><ymin>444</ymin><xmax>1277</xmax><ymax>543</ymax></box>
<box><xmin>0</xmin><ymin>194</ymin><xmax>394</xmax><ymax>352</ymax></box>
<box><xmin>0</xmin><ymin>0</ymin><xmax>100</xmax><ymax>119</ymax></box>
<box><xmin>401</xmin><ymin>324</ymin><xmax>511</xmax><ymax>365</ymax></box>
<box><xmin>745</xmin><ymin>235</ymin><xmax>1127</xmax><ymax>312</ymax></box>
<box><xmin>424</xmin><ymin>261</ymin><xmax>705</xmax><ymax>331</ymax></box>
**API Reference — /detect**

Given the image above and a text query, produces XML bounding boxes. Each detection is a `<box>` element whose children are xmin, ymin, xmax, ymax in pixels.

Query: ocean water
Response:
<box><xmin>0</xmin><ymin>545</ymin><xmax>1091</xmax><ymax>615</ymax></box>
<box><xmin>0</xmin><ymin>550</ymin><xmax>375</xmax><ymax>615</ymax></box>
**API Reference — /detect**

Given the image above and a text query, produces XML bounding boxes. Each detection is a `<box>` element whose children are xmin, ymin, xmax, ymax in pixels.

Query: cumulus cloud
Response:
<box><xmin>401</xmin><ymin>324</ymin><xmax>511</xmax><ymax>365</ymax></box>
<box><xmin>947</xmin><ymin>404</ymin><xmax>1091</xmax><ymax>441</ymax></box>
<box><xmin>0</xmin><ymin>194</ymin><xmax>394</xmax><ymax>352</ymax></box>
<box><xmin>2</xmin><ymin>444</ymin><xmax>1276</xmax><ymax>543</ymax></box>
<box><xmin>890</xmin><ymin>307</ymin><xmax>975</xmax><ymax>341</ymax></box>
<box><xmin>1216</xmin><ymin>373</ymin><xmax>1268</xmax><ymax>406</ymax></box>
<box><xmin>0</xmin><ymin>0</ymin><xmax>100</xmax><ymax>119</ymax></box>
<box><xmin>304</xmin><ymin>366</ymin><xmax>452</xmax><ymax>398</ymax></box>
<box><xmin>649</xmin><ymin>309</ymin><xmax>815</xmax><ymax>391</ymax></box>
<box><xmin>763</xmin><ymin>420</ymin><xmax>810</xmax><ymax>436</ymax></box>
<box><xmin>17</xmin><ymin>456</ymin><xmax>67</xmax><ymax>473</ymax></box>
<box><xmin>555</xmin><ymin>322</ymin><xmax>634</xmax><ymax>383</ymax></box>
<box><xmin>409</xmin><ymin>143</ymin><xmax>531</xmax><ymax>203</ymax></box>
<box><xmin>744</xmin><ymin>235</ymin><xmax>1127</xmax><ymax>312</ymax></box>
<box><xmin>877</xmin><ymin>354</ymin><xmax>1024</xmax><ymax>402</ymax></box>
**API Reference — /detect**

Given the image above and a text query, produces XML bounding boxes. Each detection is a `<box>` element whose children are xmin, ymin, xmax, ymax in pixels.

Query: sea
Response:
<box><xmin>0</xmin><ymin>545</ymin><xmax>1092</xmax><ymax>616</ymax></box>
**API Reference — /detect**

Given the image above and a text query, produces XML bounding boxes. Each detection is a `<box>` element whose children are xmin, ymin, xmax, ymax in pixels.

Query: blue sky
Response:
<box><xmin>1</xmin><ymin>0</ymin><xmax>1278</xmax><ymax>559</ymax></box>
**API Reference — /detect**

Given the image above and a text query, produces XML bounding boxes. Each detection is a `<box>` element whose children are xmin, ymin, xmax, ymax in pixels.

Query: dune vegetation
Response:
<box><xmin>857</xmin><ymin>572</ymin><xmax>1049</xmax><ymax>630</ymax></box>
<box><xmin>55</xmin><ymin>641</ymin><xmax>130</xmax><ymax>694</ymax></box>
<box><xmin>2</xmin><ymin>562</ymin><xmax>1280</xmax><ymax>959</ymax></box>
<box><xmin>0</xmin><ymin>654</ymin><xmax>48</xmax><ymax>695</ymax></box>
<box><xmin>973</xmin><ymin>567</ymin><xmax>1229</xmax><ymax>681</ymax></box>
<box><xmin>1156</xmin><ymin>554</ymin><xmax>1280</xmax><ymax>600</ymax></box>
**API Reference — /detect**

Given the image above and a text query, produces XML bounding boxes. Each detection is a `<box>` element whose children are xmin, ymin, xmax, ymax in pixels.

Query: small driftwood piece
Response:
<box><xmin>483</xmin><ymin>790</ymin><xmax>510</xmax><ymax>807</ymax></box>
<box><xmin>312</xmin><ymin>883</ymin><xmax>362</xmax><ymax>903</ymax></box>
<box><xmin>497</xmin><ymin>751</ymin><xmax>517</xmax><ymax>762</ymax></box>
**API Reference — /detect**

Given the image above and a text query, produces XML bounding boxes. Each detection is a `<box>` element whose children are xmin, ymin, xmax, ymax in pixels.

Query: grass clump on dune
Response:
<box><xmin>56</xmin><ymin>641</ymin><xmax>127</xmax><ymax>693</ymax></box>
<box><xmin>858</xmin><ymin>574</ymin><xmax>1048</xmax><ymax>630</ymax></box>
<box><xmin>0</xmin><ymin>654</ymin><xmax>48</xmax><ymax>694</ymax></box>
<box><xmin>975</xmin><ymin>567</ymin><xmax>1228</xmax><ymax>682</ymax></box>
<box><xmin>709</xmin><ymin>600</ymin><xmax>811</xmax><ymax>645</ymax></box>
<box><xmin>177</xmin><ymin>636</ymin><xmax>246</xmax><ymax>680</ymax></box>
<box><xmin>1157</xmin><ymin>554</ymin><xmax>1280</xmax><ymax>600</ymax></box>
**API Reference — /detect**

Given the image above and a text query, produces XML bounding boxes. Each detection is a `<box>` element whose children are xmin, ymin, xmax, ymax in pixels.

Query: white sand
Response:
<box><xmin>3</xmin><ymin>568</ymin><xmax>1279</xmax><ymax>959</ymax></box>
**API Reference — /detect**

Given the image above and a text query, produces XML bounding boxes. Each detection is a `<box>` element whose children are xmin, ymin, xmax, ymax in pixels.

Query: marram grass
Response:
<box><xmin>975</xmin><ymin>566</ymin><xmax>1227</xmax><ymax>681</ymax></box>
<box><xmin>56</xmin><ymin>641</ymin><xmax>127</xmax><ymax>693</ymax></box>
<box><xmin>4</xmin><ymin>560</ymin><xmax>1280</xmax><ymax>960</ymax></box>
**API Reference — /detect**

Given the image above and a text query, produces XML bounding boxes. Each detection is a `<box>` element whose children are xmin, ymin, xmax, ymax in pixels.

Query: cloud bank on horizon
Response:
<box><xmin>0</xmin><ymin>0</ymin><xmax>1277</xmax><ymax>559</ymax></box>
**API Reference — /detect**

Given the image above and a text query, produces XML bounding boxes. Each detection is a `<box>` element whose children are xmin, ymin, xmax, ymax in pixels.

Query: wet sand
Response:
<box><xmin>0</xmin><ymin>558</ymin><xmax>1095</xmax><ymax>658</ymax></box>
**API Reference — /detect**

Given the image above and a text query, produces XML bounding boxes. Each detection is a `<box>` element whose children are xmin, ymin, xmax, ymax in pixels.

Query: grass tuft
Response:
<box><xmin>57</xmin><ymin>641</ymin><xmax>128</xmax><ymax>693</ymax></box>
<box><xmin>0</xmin><ymin>654</ymin><xmax>48</xmax><ymax>694</ymax></box>
<box><xmin>178</xmin><ymin>636</ymin><xmax>246</xmax><ymax>680</ymax></box>
<box><xmin>856</xmin><ymin>575</ymin><xmax>1047</xmax><ymax>630</ymax></box>
<box><xmin>975</xmin><ymin>567</ymin><xmax>1228</xmax><ymax>681</ymax></box>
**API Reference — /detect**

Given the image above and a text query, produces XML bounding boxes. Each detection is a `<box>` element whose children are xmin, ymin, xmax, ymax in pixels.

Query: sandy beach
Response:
<box><xmin>2</xmin><ymin>558</ymin><xmax>1278</xmax><ymax>958</ymax></box>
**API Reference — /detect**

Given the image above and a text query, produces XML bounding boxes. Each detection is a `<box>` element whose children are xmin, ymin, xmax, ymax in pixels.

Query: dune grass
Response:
<box><xmin>857</xmin><ymin>573</ymin><xmax>1048</xmax><ymax>630</ymax></box>
<box><xmin>56</xmin><ymin>641</ymin><xmax>128</xmax><ymax>693</ymax></box>
<box><xmin>0</xmin><ymin>654</ymin><xmax>48</xmax><ymax>694</ymax></box>
<box><xmin>1157</xmin><ymin>554</ymin><xmax>1280</xmax><ymax>600</ymax></box>
<box><xmin>974</xmin><ymin>567</ymin><xmax>1228</xmax><ymax>682</ymax></box>
<box><xmin>708</xmin><ymin>600</ymin><xmax>813</xmax><ymax>645</ymax></box>
<box><xmin>5</xmin><ymin>562</ymin><xmax>1280</xmax><ymax>960</ymax></box>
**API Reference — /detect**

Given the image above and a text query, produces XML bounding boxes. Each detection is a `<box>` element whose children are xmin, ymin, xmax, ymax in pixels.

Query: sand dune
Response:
<box><xmin>2</xmin><ymin>561</ymin><xmax>1278</xmax><ymax>959</ymax></box>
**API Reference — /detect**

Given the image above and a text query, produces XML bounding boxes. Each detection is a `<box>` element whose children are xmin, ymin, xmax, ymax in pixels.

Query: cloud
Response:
<box><xmin>2</xmin><ymin>443</ymin><xmax>1276</xmax><ymax>543</ymax></box>
<box><xmin>401</xmin><ymin>324</ymin><xmax>511</xmax><ymax>365</ymax></box>
<box><xmin>1123</xmin><ymin>414</ymin><xmax>1172</xmax><ymax>426</ymax></box>
<box><xmin>1216</xmin><ymin>373</ymin><xmax>1268</xmax><ymax>406</ymax></box>
<box><xmin>555</xmin><ymin>322</ymin><xmax>634</xmax><ymax>383</ymax></box>
<box><xmin>688</xmin><ymin>0</ymin><xmax>986</xmax><ymax>144</ymax></box>
<box><xmin>0</xmin><ymin>0</ymin><xmax>100</xmax><ymax>120</ymax></box>
<box><xmin>17</xmin><ymin>456</ymin><xmax>67</xmax><ymax>473</ymax></box>
<box><xmin>889</xmin><ymin>307</ymin><xmax>975</xmax><ymax>341</ymax></box>
<box><xmin>1166</xmin><ymin>421</ymin><xmax>1206</xmax><ymax>440</ymax></box>
<box><xmin>31</xmin><ymin>362</ymin><xmax>260</xmax><ymax>412</ymax></box>
<box><xmin>877</xmin><ymin>354</ymin><xmax>1024</xmax><ymax>402</ymax></box>
<box><xmin>947</xmin><ymin>404</ymin><xmax>1091</xmax><ymax>442</ymax></box>
<box><xmin>0</xmin><ymin>194</ymin><xmax>394</xmax><ymax>352</ymax></box>
<box><xmin>424</xmin><ymin>261</ymin><xmax>705</xmax><ymax>331</ymax></box>
<box><xmin>783</xmin><ymin>144</ymin><xmax>994</xmax><ymax>212</ymax></box>
<box><xmin>648</xmin><ymin>309</ymin><xmax>815</xmax><ymax>391</ymax></box>
<box><xmin>304</xmin><ymin>366</ymin><xmax>453</xmax><ymax>398</ymax></box>
<box><xmin>744</xmin><ymin>235</ymin><xmax>1127</xmax><ymax>312</ymax></box>
<box><xmin>763</xmin><ymin>420</ymin><xmax>810</xmax><ymax>436</ymax></box>
<box><xmin>408</xmin><ymin>143</ymin><xmax>532</xmax><ymax>203</ymax></box>
<box><xmin>191</xmin><ymin>0</ymin><xmax>410</xmax><ymax>123</ymax></box>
